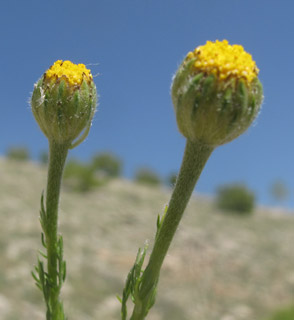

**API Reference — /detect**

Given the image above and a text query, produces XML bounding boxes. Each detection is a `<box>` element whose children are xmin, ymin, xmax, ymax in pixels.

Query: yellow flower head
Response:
<box><xmin>185</xmin><ymin>40</ymin><xmax>259</xmax><ymax>84</ymax></box>
<box><xmin>45</xmin><ymin>60</ymin><xmax>93</xmax><ymax>86</ymax></box>
<box><xmin>31</xmin><ymin>60</ymin><xmax>97</xmax><ymax>147</ymax></box>
<box><xmin>171</xmin><ymin>40</ymin><xmax>263</xmax><ymax>146</ymax></box>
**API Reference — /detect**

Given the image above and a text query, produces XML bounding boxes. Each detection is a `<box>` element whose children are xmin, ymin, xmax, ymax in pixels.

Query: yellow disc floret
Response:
<box><xmin>45</xmin><ymin>60</ymin><xmax>93</xmax><ymax>86</ymax></box>
<box><xmin>186</xmin><ymin>40</ymin><xmax>259</xmax><ymax>83</ymax></box>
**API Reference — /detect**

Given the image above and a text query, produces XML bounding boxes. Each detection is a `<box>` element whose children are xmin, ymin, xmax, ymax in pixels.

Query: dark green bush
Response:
<box><xmin>91</xmin><ymin>152</ymin><xmax>122</xmax><ymax>178</ymax></box>
<box><xmin>39</xmin><ymin>151</ymin><xmax>48</xmax><ymax>165</ymax></box>
<box><xmin>6</xmin><ymin>146</ymin><xmax>30</xmax><ymax>161</ymax></box>
<box><xmin>135</xmin><ymin>168</ymin><xmax>161</xmax><ymax>186</ymax></box>
<box><xmin>270</xmin><ymin>179</ymin><xmax>289</xmax><ymax>203</ymax></box>
<box><xmin>63</xmin><ymin>159</ymin><xmax>100</xmax><ymax>192</ymax></box>
<box><xmin>166</xmin><ymin>172</ymin><xmax>177</xmax><ymax>188</ymax></box>
<box><xmin>216</xmin><ymin>183</ymin><xmax>255</xmax><ymax>214</ymax></box>
<box><xmin>266</xmin><ymin>305</ymin><xmax>294</xmax><ymax>320</ymax></box>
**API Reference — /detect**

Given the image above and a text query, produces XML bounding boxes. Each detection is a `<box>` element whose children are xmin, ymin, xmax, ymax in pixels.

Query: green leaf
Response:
<box><xmin>38</xmin><ymin>250</ymin><xmax>48</xmax><ymax>259</ymax></box>
<box><xmin>41</xmin><ymin>232</ymin><xmax>47</xmax><ymax>248</ymax></box>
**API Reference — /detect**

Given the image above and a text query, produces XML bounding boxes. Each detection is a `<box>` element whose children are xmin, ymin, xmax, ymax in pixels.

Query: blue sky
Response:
<box><xmin>1</xmin><ymin>0</ymin><xmax>293</xmax><ymax>208</ymax></box>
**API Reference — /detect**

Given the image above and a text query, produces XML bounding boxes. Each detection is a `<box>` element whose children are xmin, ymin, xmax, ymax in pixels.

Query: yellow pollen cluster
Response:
<box><xmin>186</xmin><ymin>40</ymin><xmax>259</xmax><ymax>83</ymax></box>
<box><xmin>45</xmin><ymin>60</ymin><xmax>93</xmax><ymax>86</ymax></box>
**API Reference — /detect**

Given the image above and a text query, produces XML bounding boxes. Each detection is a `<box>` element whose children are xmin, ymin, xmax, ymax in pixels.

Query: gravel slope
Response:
<box><xmin>0</xmin><ymin>158</ymin><xmax>293</xmax><ymax>320</ymax></box>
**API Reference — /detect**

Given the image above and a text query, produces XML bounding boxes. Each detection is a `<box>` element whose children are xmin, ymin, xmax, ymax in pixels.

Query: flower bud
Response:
<box><xmin>171</xmin><ymin>40</ymin><xmax>263</xmax><ymax>147</ymax></box>
<box><xmin>31</xmin><ymin>60</ymin><xmax>97</xmax><ymax>147</ymax></box>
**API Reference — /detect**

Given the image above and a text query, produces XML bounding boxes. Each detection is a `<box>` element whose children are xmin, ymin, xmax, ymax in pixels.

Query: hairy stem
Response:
<box><xmin>130</xmin><ymin>139</ymin><xmax>214</xmax><ymax>320</ymax></box>
<box><xmin>45</xmin><ymin>140</ymin><xmax>68</xmax><ymax>319</ymax></box>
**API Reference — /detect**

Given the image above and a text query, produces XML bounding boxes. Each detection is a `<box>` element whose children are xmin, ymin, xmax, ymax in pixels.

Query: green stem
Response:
<box><xmin>45</xmin><ymin>140</ymin><xmax>69</xmax><ymax>319</ymax></box>
<box><xmin>130</xmin><ymin>139</ymin><xmax>214</xmax><ymax>320</ymax></box>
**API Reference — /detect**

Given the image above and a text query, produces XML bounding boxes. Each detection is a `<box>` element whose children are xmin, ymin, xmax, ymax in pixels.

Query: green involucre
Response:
<box><xmin>171</xmin><ymin>58</ymin><xmax>263</xmax><ymax>146</ymax></box>
<box><xmin>31</xmin><ymin>77</ymin><xmax>97</xmax><ymax>146</ymax></box>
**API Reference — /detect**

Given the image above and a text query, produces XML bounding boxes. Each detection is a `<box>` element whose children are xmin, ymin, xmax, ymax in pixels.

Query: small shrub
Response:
<box><xmin>266</xmin><ymin>305</ymin><xmax>294</xmax><ymax>320</ymax></box>
<box><xmin>270</xmin><ymin>179</ymin><xmax>289</xmax><ymax>203</ymax></box>
<box><xmin>63</xmin><ymin>159</ymin><xmax>100</xmax><ymax>192</ymax></box>
<box><xmin>39</xmin><ymin>151</ymin><xmax>48</xmax><ymax>165</ymax></box>
<box><xmin>216</xmin><ymin>183</ymin><xmax>255</xmax><ymax>214</ymax></box>
<box><xmin>166</xmin><ymin>172</ymin><xmax>177</xmax><ymax>188</ymax></box>
<box><xmin>6</xmin><ymin>146</ymin><xmax>30</xmax><ymax>161</ymax></box>
<box><xmin>91</xmin><ymin>152</ymin><xmax>122</xmax><ymax>178</ymax></box>
<box><xmin>135</xmin><ymin>168</ymin><xmax>161</xmax><ymax>186</ymax></box>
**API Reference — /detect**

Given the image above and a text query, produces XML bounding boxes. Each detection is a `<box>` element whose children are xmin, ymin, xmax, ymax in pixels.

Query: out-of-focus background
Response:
<box><xmin>1</xmin><ymin>1</ymin><xmax>294</xmax><ymax>319</ymax></box>
<box><xmin>1</xmin><ymin>0</ymin><xmax>294</xmax><ymax>208</ymax></box>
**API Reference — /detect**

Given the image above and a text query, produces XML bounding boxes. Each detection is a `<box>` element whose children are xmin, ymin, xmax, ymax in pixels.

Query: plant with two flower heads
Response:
<box><xmin>30</xmin><ymin>40</ymin><xmax>263</xmax><ymax>320</ymax></box>
<box><xmin>31</xmin><ymin>60</ymin><xmax>97</xmax><ymax>319</ymax></box>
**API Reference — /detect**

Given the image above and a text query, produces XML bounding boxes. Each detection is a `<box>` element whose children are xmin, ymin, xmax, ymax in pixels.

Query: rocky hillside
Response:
<box><xmin>0</xmin><ymin>158</ymin><xmax>293</xmax><ymax>320</ymax></box>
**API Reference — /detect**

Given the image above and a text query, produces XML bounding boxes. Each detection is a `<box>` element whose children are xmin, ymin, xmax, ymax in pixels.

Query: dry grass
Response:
<box><xmin>0</xmin><ymin>157</ymin><xmax>294</xmax><ymax>320</ymax></box>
